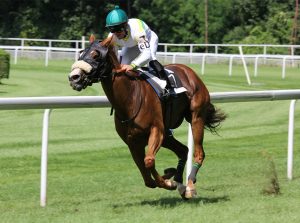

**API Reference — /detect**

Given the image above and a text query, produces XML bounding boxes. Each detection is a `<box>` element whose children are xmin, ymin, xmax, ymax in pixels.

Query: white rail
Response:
<box><xmin>158</xmin><ymin>43</ymin><xmax>300</xmax><ymax>55</ymax></box>
<box><xmin>0</xmin><ymin>90</ymin><xmax>299</xmax><ymax>207</ymax></box>
<box><xmin>2</xmin><ymin>45</ymin><xmax>299</xmax><ymax>85</ymax></box>
<box><xmin>0</xmin><ymin>37</ymin><xmax>86</xmax><ymax>50</ymax></box>
<box><xmin>0</xmin><ymin>45</ymin><xmax>81</xmax><ymax>66</ymax></box>
<box><xmin>158</xmin><ymin>52</ymin><xmax>300</xmax><ymax>82</ymax></box>
<box><xmin>2</xmin><ymin>37</ymin><xmax>300</xmax><ymax>54</ymax></box>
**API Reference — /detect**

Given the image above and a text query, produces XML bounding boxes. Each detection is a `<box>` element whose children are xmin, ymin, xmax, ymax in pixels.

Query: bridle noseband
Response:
<box><xmin>79</xmin><ymin>42</ymin><xmax>112</xmax><ymax>81</ymax></box>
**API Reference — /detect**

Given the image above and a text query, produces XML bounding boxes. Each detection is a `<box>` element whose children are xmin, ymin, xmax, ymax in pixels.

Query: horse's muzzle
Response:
<box><xmin>68</xmin><ymin>68</ymin><xmax>87</xmax><ymax>91</ymax></box>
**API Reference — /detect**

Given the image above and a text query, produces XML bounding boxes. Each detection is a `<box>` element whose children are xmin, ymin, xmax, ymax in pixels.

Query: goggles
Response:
<box><xmin>108</xmin><ymin>24</ymin><xmax>126</xmax><ymax>33</ymax></box>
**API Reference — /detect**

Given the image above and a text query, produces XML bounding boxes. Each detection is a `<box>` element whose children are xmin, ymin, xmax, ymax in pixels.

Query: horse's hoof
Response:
<box><xmin>145</xmin><ymin>179</ymin><xmax>157</xmax><ymax>188</ymax></box>
<box><xmin>164</xmin><ymin>179</ymin><xmax>177</xmax><ymax>190</ymax></box>
<box><xmin>162</xmin><ymin>167</ymin><xmax>177</xmax><ymax>179</ymax></box>
<box><xmin>145</xmin><ymin>182</ymin><xmax>157</xmax><ymax>188</ymax></box>
<box><xmin>185</xmin><ymin>186</ymin><xmax>197</xmax><ymax>199</ymax></box>
<box><xmin>176</xmin><ymin>182</ymin><xmax>189</xmax><ymax>200</ymax></box>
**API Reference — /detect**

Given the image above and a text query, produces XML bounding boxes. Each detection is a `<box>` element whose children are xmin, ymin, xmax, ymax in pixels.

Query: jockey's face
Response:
<box><xmin>114</xmin><ymin>30</ymin><xmax>127</xmax><ymax>39</ymax></box>
<box><xmin>109</xmin><ymin>23</ymin><xmax>127</xmax><ymax>39</ymax></box>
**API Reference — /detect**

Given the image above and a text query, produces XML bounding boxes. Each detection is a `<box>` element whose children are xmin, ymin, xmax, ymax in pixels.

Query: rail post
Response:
<box><xmin>288</xmin><ymin>100</ymin><xmax>297</xmax><ymax>180</ymax></box>
<box><xmin>238</xmin><ymin>46</ymin><xmax>252</xmax><ymax>85</ymax></box>
<box><xmin>40</xmin><ymin>109</ymin><xmax>52</xmax><ymax>207</ymax></box>
<box><xmin>186</xmin><ymin>124</ymin><xmax>194</xmax><ymax>183</ymax></box>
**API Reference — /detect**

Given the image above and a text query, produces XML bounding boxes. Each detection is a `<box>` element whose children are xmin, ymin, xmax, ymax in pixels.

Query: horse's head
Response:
<box><xmin>68</xmin><ymin>35</ymin><xmax>114</xmax><ymax>91</ymax></box>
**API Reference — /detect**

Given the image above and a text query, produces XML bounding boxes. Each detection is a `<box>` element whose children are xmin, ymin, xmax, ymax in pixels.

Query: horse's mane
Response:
<box><xmin>100</xmin><ymin>36</ymin><xmax>121</xmax><ymax>71</ymax></box>
<box><xmin>99</xmin><ymin>35</ymin><xmax>140</xmax><ymax>76</ymax></box>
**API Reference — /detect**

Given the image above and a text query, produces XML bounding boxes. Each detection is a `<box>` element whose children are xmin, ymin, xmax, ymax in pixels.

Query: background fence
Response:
<box><xmin>2</xmin><ymin>37</ymin><xmax>300</xmax><ymax>86</ymax></box>
<box><xmin>2</xmin><ymin>45</ymin><xmax>300</xmax><ymax>86</ymax></box>
<box><xmin>2</xmin><ymin>37</ymin><xmax>300</xmax><ymax>54</ymax></box>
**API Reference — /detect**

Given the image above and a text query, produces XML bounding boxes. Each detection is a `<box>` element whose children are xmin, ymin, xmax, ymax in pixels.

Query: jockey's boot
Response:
<box><xmin>149</xmin><ymin>60</ymin><xmax>174</xmax><ymax>98</ymax></box>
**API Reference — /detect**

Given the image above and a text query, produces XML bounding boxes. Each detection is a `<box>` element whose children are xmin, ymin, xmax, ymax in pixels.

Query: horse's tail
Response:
<box><xmin>204</xmin><ymin>102</ymin><xmax>227</xmax><ymax>134</ymax></box>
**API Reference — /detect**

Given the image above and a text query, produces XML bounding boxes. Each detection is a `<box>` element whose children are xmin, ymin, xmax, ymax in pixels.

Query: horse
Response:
<box><xmin>68</xmin><ymin>35</ymin><xmax>226</xmax><ymax>199</ymax></box>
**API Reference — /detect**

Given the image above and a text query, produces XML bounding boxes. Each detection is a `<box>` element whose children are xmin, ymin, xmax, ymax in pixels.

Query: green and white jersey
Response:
<box><xmin>108</xmin><ymin>18</ymin><xmax>158</xmax><ymax>67</ymax></box>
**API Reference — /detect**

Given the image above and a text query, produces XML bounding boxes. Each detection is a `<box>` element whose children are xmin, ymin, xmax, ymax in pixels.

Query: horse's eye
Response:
<box><xmin>90</xmin><ymin>50</ymin><xmax>100</xmax><ymax>59</ymax></box>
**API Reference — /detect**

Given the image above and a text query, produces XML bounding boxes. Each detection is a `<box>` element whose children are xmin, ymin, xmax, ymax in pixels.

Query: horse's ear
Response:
<box><xmin>89</xmin><ymin>34</ymin><xmax>96</xmax><ymax>43</ymax></box>
<box><xmin>101</xmin><ymin>35</ymin><xmax>113</xmax><ymax>47</ymax></box>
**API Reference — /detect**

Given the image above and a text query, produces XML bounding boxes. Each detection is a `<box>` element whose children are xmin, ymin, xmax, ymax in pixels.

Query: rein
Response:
<box><xmin>112</xmin><ymin>73</ymin><xmax>143</xmax><ymax>124</ymax></box>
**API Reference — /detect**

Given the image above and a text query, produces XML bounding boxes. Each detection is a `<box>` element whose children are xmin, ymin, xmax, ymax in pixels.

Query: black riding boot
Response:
<box><xmin>149</xmin><ymin>60</ymin><xmax>172</xmax><ymax>89</ymax></box>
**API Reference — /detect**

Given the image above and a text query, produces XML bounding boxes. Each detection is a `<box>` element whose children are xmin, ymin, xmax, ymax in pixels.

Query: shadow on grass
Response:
<box><xmin>141</xmin><ymin>196</ymin><xmax>230</xmax><ymax>207</ymax></box>
<box><xmin>0</xmin><ymin>83</ymin><xmax>18</xmax><ymax>86</ymax></box>
<box><xmin>0</xmin><ymin>83</ymin><xmax>18</xmax><ymax>93</ymax></box>
<box><xmin>112</xmin><ymin>195</ymin><xmax>229</xmax><ymax>209</ymax></box>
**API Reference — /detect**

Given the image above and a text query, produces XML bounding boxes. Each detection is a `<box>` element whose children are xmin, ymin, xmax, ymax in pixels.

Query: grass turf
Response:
<box><xmin>0</xmin><ymin>58</ymin><xmax>300</xmax><ymax>223</ymax></box>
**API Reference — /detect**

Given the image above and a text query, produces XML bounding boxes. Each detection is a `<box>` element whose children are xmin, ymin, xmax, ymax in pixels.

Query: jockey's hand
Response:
<box><xmin>121</xmin><ymin>64</ymin><xmax>135</xmax><ymax>73</ymax></box>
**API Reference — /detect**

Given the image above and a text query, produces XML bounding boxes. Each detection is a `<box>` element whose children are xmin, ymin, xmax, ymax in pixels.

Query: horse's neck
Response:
<box><xmin>101</xmin><ymin>74</ymin><xmax>137</xmax><ymax>114</ymax></box>
<box><xmin>101</xmin><ymin>43</ymin><xmax>139</xmax><ymax>114</ymax></box>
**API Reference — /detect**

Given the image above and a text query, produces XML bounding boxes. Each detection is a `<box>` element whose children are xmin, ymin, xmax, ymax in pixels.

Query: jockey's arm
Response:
<box><xmin>130</xmin><ymin>36</ymin><xmax>152</xmax><ymax>69</ymax></box>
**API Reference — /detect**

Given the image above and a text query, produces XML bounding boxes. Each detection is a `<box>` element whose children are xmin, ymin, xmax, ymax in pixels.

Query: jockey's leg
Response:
<box><xmin>149</xmin><ymin>60</ymin><xmax>172</xmax><ymax>88</ymax></box>
<box><xmin>149</xmin><ymin>60</ymin><xmax>163</xmax><ymax>78</ymax></box>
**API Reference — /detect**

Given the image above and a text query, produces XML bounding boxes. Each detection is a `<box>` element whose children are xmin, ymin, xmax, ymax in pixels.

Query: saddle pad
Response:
<box><xmin>138</xmin><ymin>68</ymin><xmax>187</xmax><ymax>98</ymax></box>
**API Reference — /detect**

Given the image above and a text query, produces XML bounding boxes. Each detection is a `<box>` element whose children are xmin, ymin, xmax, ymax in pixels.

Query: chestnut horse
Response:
<box><xmin>68</xmin><ymin>36</ymin><xmax>226</xmax><ymax>199</ymax></box>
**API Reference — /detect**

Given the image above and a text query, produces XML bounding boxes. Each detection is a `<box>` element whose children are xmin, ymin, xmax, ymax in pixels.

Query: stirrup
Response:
<box><xmin>162</xmin><ymin>88</ymin><xmax>176</xmax><ymax>98</ymax></box>
<box><xmin>162</xmin><ymin>88</ymin><xmax>171</xmax><ymax>98</ymax></box>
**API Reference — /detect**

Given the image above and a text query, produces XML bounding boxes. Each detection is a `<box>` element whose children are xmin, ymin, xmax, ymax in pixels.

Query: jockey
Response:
<box><xmin>105</xmin><ymin>5</ymin><xmax>171</xmax><ymax>88</ymax></box>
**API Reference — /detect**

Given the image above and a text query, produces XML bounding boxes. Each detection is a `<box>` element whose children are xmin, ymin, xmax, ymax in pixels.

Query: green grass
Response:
<box><xmin>0</xmin><ymin>58</ymin><xmax>300</xmax><ymax>223</ymax></box>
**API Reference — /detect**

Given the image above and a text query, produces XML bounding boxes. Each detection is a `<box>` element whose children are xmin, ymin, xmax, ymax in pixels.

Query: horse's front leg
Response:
<box><xmin>145</xmin><ymin>126</ymin><xmax>177</xmax><ymax>190</ymax></box>
<box><xmin>115</xmin><ymin>118</ymin><xmax>156</xmax><ymax>189</ymax></box>
<box><xmin>186</xmin><ymin>115</ymin><xmax>205</xmax><ymax>198</ymax></box>
<box><xmin>128</xmin><ymin>143</ymin><xmax>157</xmax><ymax>189</ymax></box>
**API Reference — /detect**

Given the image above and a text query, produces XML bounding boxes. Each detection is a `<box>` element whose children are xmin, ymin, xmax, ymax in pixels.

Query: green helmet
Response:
<box><xmin>105</xmin><ymin>5</ymin><xmax>128</xmax><ymax>27</ymax></box>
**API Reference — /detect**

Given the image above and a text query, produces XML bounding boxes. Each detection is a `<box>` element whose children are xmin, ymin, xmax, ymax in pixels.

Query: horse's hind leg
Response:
<box><xmin>186</xmin><ymin>114</ymin><xmax>205</xmax><ymax>198</ymax></box>
<box><xmin>162</xmin><ymin>134</ymin><xmax>189</xmax><ymax>198</ymax></box>
<box><xmin>162</xmin><ymin>134</ymin><xmax>188</xmax><ymax>184</ymax></box>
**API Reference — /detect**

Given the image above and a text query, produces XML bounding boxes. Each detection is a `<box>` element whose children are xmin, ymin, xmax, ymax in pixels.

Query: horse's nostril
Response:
<box><xmin>69</xmin><ymin>68</ymin><xmax>83</xmax><ymax>83</ymax></box>
<box><xmin>69</xmin><ymin>74</ymin><xmax>81</xmax><ymax>83</ymax></box>
<box><xmin>72</xmin><ymin>74</ymin><xmax>80</xmax><ymax>81</ymax></box>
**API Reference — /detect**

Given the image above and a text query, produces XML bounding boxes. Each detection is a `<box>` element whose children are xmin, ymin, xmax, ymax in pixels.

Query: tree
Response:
<box><xmin>0</xmin><ymin>0</ymin><xmax>297</xmax><ymax>49</ymax></box>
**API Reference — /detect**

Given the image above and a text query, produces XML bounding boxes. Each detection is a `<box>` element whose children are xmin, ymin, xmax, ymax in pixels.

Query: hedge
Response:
<box><xmin>0</xmin><ymin>49</ymin><xmax>10</xmax><ymax>81</ymax></box>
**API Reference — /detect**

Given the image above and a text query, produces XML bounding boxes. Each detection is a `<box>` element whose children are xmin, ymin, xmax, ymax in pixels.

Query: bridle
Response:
<box><xmin>77</xmin><ymin>41</ymin><xmax>112</xmax><ymax>82</ymax></box>
<box><xmin>69</xmin><ymin>41</ymin><xmax>114</xmax><ymax>91</ymax></box>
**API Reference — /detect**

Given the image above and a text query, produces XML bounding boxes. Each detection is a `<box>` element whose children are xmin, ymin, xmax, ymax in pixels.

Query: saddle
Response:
<box><xmin>137</xmin><ymin>67</ymin><xmax>187</xmax><ymax>99</ymax></box>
